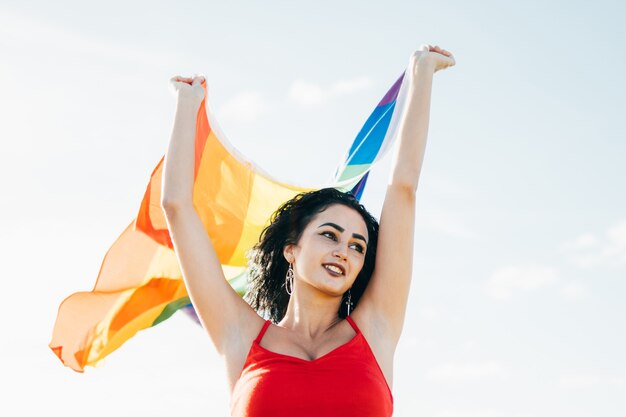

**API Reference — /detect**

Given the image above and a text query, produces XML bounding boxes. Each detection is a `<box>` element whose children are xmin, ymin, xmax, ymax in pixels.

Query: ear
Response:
<box><xmin>283</xmin><ymin>244</ymin><xmax>295</xmax><ymax>263</ymax></box>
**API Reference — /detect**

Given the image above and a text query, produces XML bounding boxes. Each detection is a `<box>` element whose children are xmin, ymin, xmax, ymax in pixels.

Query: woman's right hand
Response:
<box><xmin>169</xmin><ymin>75</ymin><xmax>206</xmax><ymax>111</ymax></box>
<box><xmin>410</xmin><ymin>45</ymin><xmax>456</xmax><ymax>75</ymax></box>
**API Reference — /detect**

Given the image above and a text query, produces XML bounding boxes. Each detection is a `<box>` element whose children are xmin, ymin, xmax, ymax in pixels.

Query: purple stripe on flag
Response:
<box><xmin>350</xmin><ymin>171</ymin><xmax>369</xmax><ymax>201</ymax></box>
<box><xmin>181</xmin><ymin>305</ymin><xmax>201</xmax><ymax>324</ymax></box>
<box><xmin>377</xmin><ymin>73</ymin><xmax>404</xmax><ymax>107</ymax></box>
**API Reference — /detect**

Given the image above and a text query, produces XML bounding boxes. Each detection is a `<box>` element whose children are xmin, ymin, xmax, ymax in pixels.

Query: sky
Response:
<box><xmin>1</xmin><ymin>0</ymin><xmax>625</xmax><ymax>416</ymax></box>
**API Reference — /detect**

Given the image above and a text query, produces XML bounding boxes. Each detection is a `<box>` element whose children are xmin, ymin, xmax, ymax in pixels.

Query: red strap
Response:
<box><xmin>345</xmin><ymin>316</ymin><xmax>360</xmax><ymax>333</ymax></box>
<box><xmin>254</xmin><ymin>320</ymin><xmax>272</xmax><ymax>343</ymax></box>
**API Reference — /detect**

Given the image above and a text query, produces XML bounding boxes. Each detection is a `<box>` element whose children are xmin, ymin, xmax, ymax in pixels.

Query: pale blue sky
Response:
<box><xmin>1</xmin><ymin>1</ymin><xmax>625</xmax><ymax>416</ymax></box>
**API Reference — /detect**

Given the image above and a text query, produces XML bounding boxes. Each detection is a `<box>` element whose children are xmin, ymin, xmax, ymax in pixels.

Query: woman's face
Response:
<box><xmin>285</xmin><ymin>204</ymin><xmax>369</xmax><ymax>297</ymax></box>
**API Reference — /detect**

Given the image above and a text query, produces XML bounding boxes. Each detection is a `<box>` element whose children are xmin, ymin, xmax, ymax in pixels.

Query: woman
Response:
<box><xmin>162</xmin><ymin>44</ymin><xmax>455</xmax><ymax>416</ymax></box>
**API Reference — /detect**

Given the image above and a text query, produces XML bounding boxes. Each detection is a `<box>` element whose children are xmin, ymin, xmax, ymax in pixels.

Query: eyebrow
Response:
<box><xmin>318</xmin><ymin>222</ymin><xmax>368</xmax><ymax>245</ymax></box>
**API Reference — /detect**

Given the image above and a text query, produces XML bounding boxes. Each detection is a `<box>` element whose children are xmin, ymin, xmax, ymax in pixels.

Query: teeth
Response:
<box><xmin>324</xmin><ymin>265</ymin><xmax>343</xmax><ymax>274</ymax></box>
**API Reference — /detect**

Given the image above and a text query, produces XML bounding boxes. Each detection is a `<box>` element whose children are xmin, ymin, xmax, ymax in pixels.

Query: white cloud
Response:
<box><xmin>427</xmin><ymin>361</ymin><xmax>508</xmax><ymax>383</ymax></box>
<box><xmin>560</xmin><ymin>233</ymin><xmax>599</xmax><ymax>251</ymax></box>
<box><xmin>485</xmin><ymin>265</ymin><xmax>559</xmax><ymax>300</ymax></box>
<box><xmin>217</xmin><ymin>91</ymin><xmax>271</xmax><ymax>123</ymax></box>
<box><xmin>330</xmin><ymin>77</ymin><xmax>373</xmax><ymax>95</ymax></box>
<box><xmin>559</xmin><ymin>281</ymin><xmax>587</xmax><ymax>300</ymax></box>
<box><xmin>288</xmin><ymin>76</ymin><xmax>373</xmax><ymax>106</ymax></box>
<box><xmin>560</xmin><ymin>219</ymin><xmax>626</xmax><ymax>268</ymax></box>
<box><xmin>559</xmin><ymin>373</ymin><xmax>625</xmax><ymax>387</ymax></box>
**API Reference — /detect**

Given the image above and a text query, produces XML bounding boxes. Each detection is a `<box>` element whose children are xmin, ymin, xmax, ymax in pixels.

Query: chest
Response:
<box><xmin>230</xmin><ymin>335</ymin><xmax>393</xmax><ymax>417</ymax></box>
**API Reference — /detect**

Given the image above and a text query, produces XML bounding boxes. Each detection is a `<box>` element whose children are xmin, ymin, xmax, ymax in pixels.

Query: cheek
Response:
<box><xmin>296</xmin><ymin>245</ymin><xmax>321</xmax><ymax>271</ymax></box>
<box><xmin>352</xmin><ymin>255</ymin><xmax>365</xmax><ymax>276</ymax></box>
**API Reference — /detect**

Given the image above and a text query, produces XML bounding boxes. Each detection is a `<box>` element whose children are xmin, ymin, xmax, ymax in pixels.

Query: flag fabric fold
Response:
<box><xmin>50</xmin><ymin>72</ymin><xmax>409</xmax><ymax>372</ymax></box>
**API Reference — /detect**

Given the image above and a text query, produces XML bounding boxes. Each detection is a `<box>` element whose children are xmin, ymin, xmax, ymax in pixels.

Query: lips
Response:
<box><xmin>322</xmin><ymin>262</ymin><xmax>346</xmax><ymax>276</ymax></box>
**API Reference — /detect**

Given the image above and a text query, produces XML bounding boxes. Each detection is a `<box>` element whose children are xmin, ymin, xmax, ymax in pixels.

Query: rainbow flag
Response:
<box><xmin>50</xmin><ymin>73</ymin><xmax>408</xmax><ymax>372</ymax></box>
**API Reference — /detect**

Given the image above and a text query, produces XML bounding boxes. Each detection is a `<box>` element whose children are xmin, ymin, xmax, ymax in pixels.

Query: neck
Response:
<box><xmin>279</xmin><ymin>287</ymin><xmax>343</xmax><ymax>338</ymax></box>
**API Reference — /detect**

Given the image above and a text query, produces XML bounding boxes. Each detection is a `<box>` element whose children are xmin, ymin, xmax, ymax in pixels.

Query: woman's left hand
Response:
<box><xmin>410</xmin><ymin>44</ymin><xmax>456</xmax><ymax>74</ymax></box>
<box><xmin>169</xmin><ymin>74</ymin><xmax>206</xmax><ymax>111</ymax></box>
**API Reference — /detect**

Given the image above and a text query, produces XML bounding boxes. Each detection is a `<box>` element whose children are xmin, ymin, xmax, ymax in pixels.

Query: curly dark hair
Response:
<box><xmin>244</xmin><ymin>187</ymin><xmax>379</xmax><ymax>323</ymax></box>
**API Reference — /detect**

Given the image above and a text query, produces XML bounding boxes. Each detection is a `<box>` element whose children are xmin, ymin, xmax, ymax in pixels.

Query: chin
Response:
<box><xmin>316</xmin><ymin>277</ymin><xmax>350</xmax><ymax>296</ymax></box>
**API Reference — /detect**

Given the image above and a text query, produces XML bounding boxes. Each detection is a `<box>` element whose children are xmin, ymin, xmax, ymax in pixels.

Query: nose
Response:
<box><xmin>333</xmin><ymin>249</ymin><xmax>348</xmax><ymax>261</ymax></box>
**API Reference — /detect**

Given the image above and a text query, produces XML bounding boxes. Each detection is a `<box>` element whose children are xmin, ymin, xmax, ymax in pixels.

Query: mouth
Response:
<box><xmin>322</xmin><ymin>263</ymin><xmax>345</xmax><ymax>276</ymax></box>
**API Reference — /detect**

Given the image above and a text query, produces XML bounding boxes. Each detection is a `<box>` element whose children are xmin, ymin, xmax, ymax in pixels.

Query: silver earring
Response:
<box><xmin>285</xmin><ymin>263</ymin><xmax>294</xmax><ymax>295</ymax></box>
<box><xmin>345</xmin><ymin>289</ymin><xmax>353</xmax><ymax>315</ymax></box>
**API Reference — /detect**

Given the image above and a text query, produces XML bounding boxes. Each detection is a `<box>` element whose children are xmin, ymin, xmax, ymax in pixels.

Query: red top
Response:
<box><xmin>230</xmin><ymin>316</ymin><xmax>393</xmax><ymax>416</ymax></box>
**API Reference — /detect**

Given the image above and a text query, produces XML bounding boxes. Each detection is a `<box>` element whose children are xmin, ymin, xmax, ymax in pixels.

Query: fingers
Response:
<box><xmin>170</xmin><ymin>75</ymin><xmax>205</xmax><ymax>85</ymax></box>
<box><xmin>420</xmin><ymin>44</ymin><xmax>452</xmax><ymax>57</ymax></box>
<box><xmin>191</xmin><ymin>74</ymin><xmax>206</xmax><ymax>86</ymax></box>
<box><xmin>171</xmin><ymin>75</ymin><xmax>193</xmax><ymax>85</ymax></box>
<box><xmin>170</xmin><ymin>75</ymin><xmax>205</xmax><ymax>87</ymax></box>
<box><xmin>169</xmin><ymin>74</ymin><xmax>207</xmax><ymax>98</ymax></box>
<box><xmin>418</xmin><ymin>44</ymin><xmax>453</xmax><ymax>58</ymax></box>
<box><xmin>412</xmin><ymin>44</ymin><xmax>456</xmax><ymax>74</ymax></box>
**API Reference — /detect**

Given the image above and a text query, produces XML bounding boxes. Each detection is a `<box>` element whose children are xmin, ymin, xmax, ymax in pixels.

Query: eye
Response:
<box><xmin>350</xmin><ymin>243</ymin><xmax>365</xmax><ymax>254</ymax></box>
<box><xmin>320</xmin><ymin>231</ymin><xmax>337</xmax><ymax>240</ymax></box>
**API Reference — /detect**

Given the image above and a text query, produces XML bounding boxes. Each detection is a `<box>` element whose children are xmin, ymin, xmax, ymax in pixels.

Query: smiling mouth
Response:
<box><xmin>323</xmin><ymin>264</ymin><xmax>345</xmax><ymax>276</ymax></box>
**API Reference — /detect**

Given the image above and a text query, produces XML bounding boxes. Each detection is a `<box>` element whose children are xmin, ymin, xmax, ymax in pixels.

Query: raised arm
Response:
<box><xmin>161</xmin><ymin>76</ymin><xmax>263</xmax><ymax>356</ymax></box>
<box><xmin>358</xmin><ymin>45</ymin><xmax>455</xmax><ymax>341</ymax></box>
